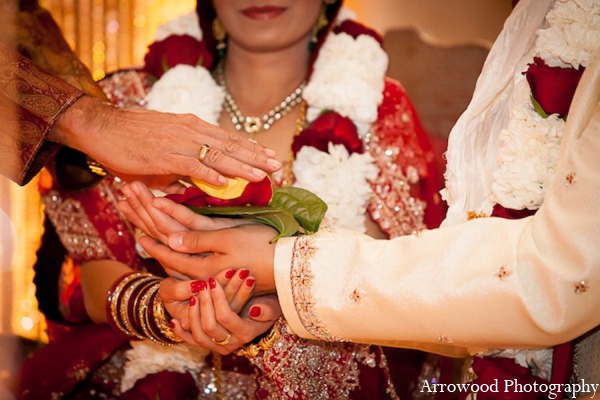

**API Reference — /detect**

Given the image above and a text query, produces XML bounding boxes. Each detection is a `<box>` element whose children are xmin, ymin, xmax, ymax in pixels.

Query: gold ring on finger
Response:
<box><xmin>198</xmin><ymin>144</ymin><xmax>211</xmax><ymax>162</ymax></box>
<box><xmin>211</xmin><ymin>332</ymin><xmax>232</xmax><ymax>346</ymax></box>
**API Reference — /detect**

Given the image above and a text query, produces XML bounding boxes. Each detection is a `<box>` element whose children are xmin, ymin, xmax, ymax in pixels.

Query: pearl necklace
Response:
<box><xmin>216</xmin><ymin>62</ymin><xmax>305</xmax><ymax>134</ymax></box>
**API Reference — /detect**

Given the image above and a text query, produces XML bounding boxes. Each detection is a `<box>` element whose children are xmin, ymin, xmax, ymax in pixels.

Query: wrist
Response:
<box><xmin>49</xmin><ymin>96</ymin><xmax>109</xmax><ymax>156</ymax></box>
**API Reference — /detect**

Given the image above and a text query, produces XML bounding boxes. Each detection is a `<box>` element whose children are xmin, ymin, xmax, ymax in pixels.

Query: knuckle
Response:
<box><xmin>205</xmin><ymin>148</ymin><xmax>225</xmax><ymax>165</ymax></box>
<box><xmin>223</xmin><ymin>139</ymin><xmax>241</xmax><ymax>155</ymax></box>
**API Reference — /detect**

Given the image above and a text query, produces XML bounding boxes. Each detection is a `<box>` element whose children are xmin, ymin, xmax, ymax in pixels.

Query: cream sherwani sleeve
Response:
<box><xmin>273</xmin><ymin>51</ymin><xmax>600</xmax><ymax>357</ymax></box>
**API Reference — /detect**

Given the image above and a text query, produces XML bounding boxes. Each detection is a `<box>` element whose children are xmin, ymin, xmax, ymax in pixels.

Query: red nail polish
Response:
<box><xmin>249</xmin><ymin>306</ymin><xmax>261</xmax><ymax>318</ymax></box>
<box><xmin>209</xmin><ymin>277</ymin><xmax>216</xmax><ymax>289</ymax></box>
<box><xmin>225</xmin><ymin>269</ymin><xmax>236</xmax><ymax>279</ymax></box>
<box><xmin>190</xmin><ymin>280</ymin><xmax>202</xmax><ymax>293</ymax></box>
<box><xmin>170</xmin><ymin>320</ymin><xmax>175</xmax><ymax>329</ymax></box>
<box><xmin>190</xmin><ymin>296</ymin><xmax>197</xmax><ymax>306</ymax></box>
<box><xmin>199</xmin><ymin>280</ymin><xmax>208</xmax><ymax>291</ymax></box>
<box><xmin>239</xmin><ymin>269</ymin><xmax>250</xmax><ymax>279</ymax></box>
<box><xmin>245</xmin><ymin>278</ymin><xmax>255</xmax><ymax>287</ymax></box>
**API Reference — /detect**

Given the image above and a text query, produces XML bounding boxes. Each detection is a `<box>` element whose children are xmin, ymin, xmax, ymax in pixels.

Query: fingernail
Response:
<box><xmin>217</xmin><ymin>175</ymin><xmax>227</xmax><ymax>185</ymax></box>
<box><xmin>209</xmin><ymin>277</ymin><xmax>216</xmax><ymax>289</ymax></box>
<box><xmin>190</xmin><ymin>296</ymin><xmax>197</xmax><ymax>306</ymax></box>
<box><xmin>245</xmin><ymin>278</ymin><xmax>255</xmax><ymax>287</ymax></box>
<box><xmin>249</xmin><ymin>306</ymin><xmax>261</xmax><ymax>318</ymax></box>
<box><xmin>252</xmin><ymin>167</ymin><xmax>267</xmax><ymax>179</ymax></box>
<box><xmin>199</xmin><ymin>280</ymin><xmax>208</xmax><ymax>291</ymax></box>
<box><xmin>239</xmin><ymin>269</ymin><xmax>249</xmax><ymax>280</ymax></box>
<box><xmin>190</xmin><ymin>280</ymin><xmax>202</xmax><ymax>293</ymax></box>
<box><xmin>267</xmin><ymin>159</ymin><xmax>282</xmax><ymax>170</ymax></box>
<box><xmin>169</xmin><ymin>232</ymin><xmax>184</xmax><ymax>250</ymax></box>
<box><xmin>225</xmin><ymin>269</ymin><xmax>235</xmax><ymax>279</ymax></box>
<box><xmin>170</xmin><ymin>320</ymin><xmax>175</xmax><ymax>329</ymax></box>
<box><xmin>264</xmin><ymin>148</ymin><xmax>277</xmax><ymax>158</ymax></box>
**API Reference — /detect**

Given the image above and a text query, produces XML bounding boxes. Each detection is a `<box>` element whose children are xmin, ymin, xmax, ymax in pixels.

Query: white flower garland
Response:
<box><xmin>490</xmin><ymin>76</ymin><xmax>564</xmax><ymax>210</ymax></box>
<box><xmin>293</xmin><ymin>143</ymin><xmax>378</xmax><ymax>233</ymax></box>
<box><xmin>145</xmin><ymin>64</ymin><xmax>224</xmax><ymax>125</ymax></box>
<box><xmin>535</xmin><ymin>0</ymin><xmax>600</xmax><ymax>69</ymax></box>
<box><xmin>490</xmin><ymin>0</ymin><xmax>598</xmax><ymax>211</ymax></box>
<box><xmin>303</xmin><ymin>32</ymin><xmax>388</xmax><ymax>136</ymax></box>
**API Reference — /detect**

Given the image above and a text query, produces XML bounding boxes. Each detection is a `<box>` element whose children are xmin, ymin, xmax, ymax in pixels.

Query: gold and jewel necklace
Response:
<box><xmin>216</xmin><ymin>62</ymin><xmax>305</xmax><ymax>134</ymax></box>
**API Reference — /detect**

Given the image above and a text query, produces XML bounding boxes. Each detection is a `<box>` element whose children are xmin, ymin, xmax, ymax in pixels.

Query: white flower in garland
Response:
<box><xmin>536</xmin><ymin>0</ymin><xmax>600</xmax><ymax>68</ymax></box>
<box><xmin>303</xmin><ymin>32</ymin><xmax>388</xmax><ymax>136</ymax></box>
<box><xmin>293</xmin><ymin>143</ymin><xmax>378</xmax><ymax>233</ymax></box>
<box><xmin>145</xmin><ymin>64</ymin><xmax>224</xmax><ymax>125</ymax></box>
<box><xmin>155</xmin><ymin>12</ymin><xmax>202</xmax><ymax>41</ymax></box>
<box><xmin>121</xmin><ymin>341</ymin><xmax>209</xmax><ymax>392</ymax></box>
<box><xmin>491</xmin><ymin>76</ymin><xmax>563</xmax><ymax>210</ymax></box>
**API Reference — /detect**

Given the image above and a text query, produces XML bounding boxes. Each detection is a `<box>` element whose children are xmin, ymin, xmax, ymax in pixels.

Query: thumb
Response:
<box><xmin>246</xmin><ymin>295</ymin><xmax>282</xmax><ymax>323</ymax></box>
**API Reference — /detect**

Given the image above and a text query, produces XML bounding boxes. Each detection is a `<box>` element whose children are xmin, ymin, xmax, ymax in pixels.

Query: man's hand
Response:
<box><xmin>139</xmin><ymin>224</ymin><xmax>278</xmax><ymax>294</ymax></box>
<box><xmin>51</xmin><ymin>96</ymin><xmax>281</xmax><ymax>187</ymax></box>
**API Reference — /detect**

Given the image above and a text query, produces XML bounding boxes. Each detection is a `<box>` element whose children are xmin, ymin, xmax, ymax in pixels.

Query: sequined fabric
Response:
<box><xmin>41</xmin><ymin>177</ymin><xmax>141</xmax><ymax>268</ymax></box>
<box><xmin>366</xmin><ymin>79</ymin><xmax>434</xmax><ymax>238</ymax></box>
<box><xmin>250</xmin><ymin>319</ymin><xmax>399</xmax><ymax>400</ymax></box>
<box><xmin>574</xmin><ymin>327</ymin><xmax>600</xmax><ymax>392</ymax></box>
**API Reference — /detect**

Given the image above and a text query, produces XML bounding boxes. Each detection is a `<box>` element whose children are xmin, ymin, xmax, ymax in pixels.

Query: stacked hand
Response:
<box><xmin>118</xmin><ymin>181</ymin><xmax>280</xmax><ymax>354</ymax></box>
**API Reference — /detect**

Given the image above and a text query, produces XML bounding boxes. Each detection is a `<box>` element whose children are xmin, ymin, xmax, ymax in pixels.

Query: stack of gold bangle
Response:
<box><xmin>106</xmin><ymin>272</ymin><xmax>182</xmax><ymax>346</ymax></box>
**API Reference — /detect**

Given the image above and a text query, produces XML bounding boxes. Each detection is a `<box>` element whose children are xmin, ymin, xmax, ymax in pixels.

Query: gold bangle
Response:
<box><xmin>235</xmin><ymin>324</ymin><xmax>281</xmax><ymax>359</ymax></box>
<box><xmin>152</xmin><ymin>292</ymin><xmax>182</xmax><ymax>344</ymax></box>
<box><xmin>120</xmin><ymin>276</ymin><xmax>161</xmax><ymax>339</ymax></box>
<box><xmin>138</xmin><ymin>282</ymin><xmax>174</xmax><ymax>346</ymax></box>
<box><xmin>108</xmin><ymin>272</ymin><xmax>153</xmax><ymax>336</ymax></box>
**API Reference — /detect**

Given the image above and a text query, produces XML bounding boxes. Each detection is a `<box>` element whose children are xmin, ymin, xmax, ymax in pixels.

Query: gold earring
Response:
<box><xmin>212</xmin><ymin>18</ymin><xmax>227</xmax><ymax>56</ymax></box>
<box><xmin>310</xmin><ymin>5</ymin><xmax>328</xmax><ymax>49</ymax></box>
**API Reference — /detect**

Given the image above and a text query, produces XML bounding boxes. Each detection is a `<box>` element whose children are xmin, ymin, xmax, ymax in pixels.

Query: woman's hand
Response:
<box><xmin>160</xmin><ymin>269</ymin><xmax>254</xmax><ymax>331</ymax></box>
<box><xmin>118</xmin><ymin>180</ymin><xmax>247</xmax><ymax>245</ymax></box>
<box><xmin>172</xmin><ymin>277</ymin><xmax>282</xmax><ymax>355</ymax></box>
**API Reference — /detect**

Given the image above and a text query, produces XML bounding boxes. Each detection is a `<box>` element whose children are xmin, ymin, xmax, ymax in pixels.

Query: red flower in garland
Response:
<box><xmin>524</xmin><ymin>57</ymin><xmax>585</xmax><ymax>118</ymax></box>
<box><xmin>291</xmin><ymin>110</ymin><xmax>363</xmax><ymax>157</ymax></box>
<box><xmin>333</xmin><ymin>20</ymin><xmax>383</xmax><ymax>47</ymax></box>
<box><xmin>143</xmin><ymin>35</ymin><xmax>213</xmax><ymax>80</ymax></box>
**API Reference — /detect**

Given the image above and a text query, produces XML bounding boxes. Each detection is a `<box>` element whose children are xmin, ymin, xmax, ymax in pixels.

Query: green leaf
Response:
<box><xmin>244</xmin><ymin>210</ymin><xmax>300</xmax><ymax>243</ymax></box>
<box><xmin>186</xmin><ymin>187</ymin><xmax>327</xmax><ymax>242</ymax></box>
<box><xmin>271</xmin><ymin>187</ymin><xmax>328</xmax><ymax>234</ymax></box>
<box><xmin>531</xmin><ymin>94</ymin><xmax>549</xmax><ymax>118</ymax></box>
<box><xmin>162</xmin><ymin>55</ymin><xmax>170</xmax><ymax>74</ymax></box>
<box><xmin>188</xmin><ymin>206</ymin><xmax>300</xmax><ymax>243</ymax></box>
